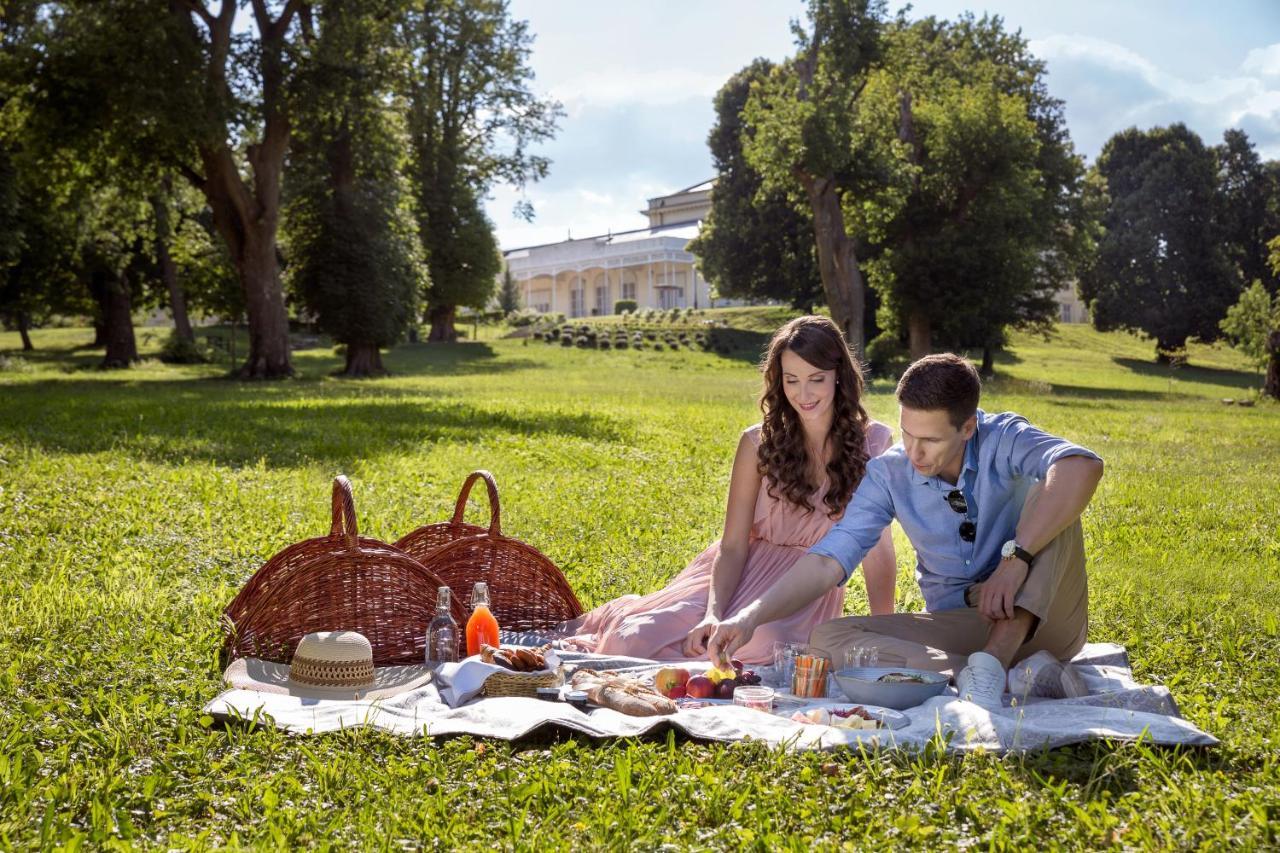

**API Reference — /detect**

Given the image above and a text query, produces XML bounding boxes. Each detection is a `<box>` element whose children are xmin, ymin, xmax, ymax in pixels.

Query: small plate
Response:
<box><xmin>788</xmin><ymin>701</ymin><xmax>910</xmax><ymax>730</ymax></box>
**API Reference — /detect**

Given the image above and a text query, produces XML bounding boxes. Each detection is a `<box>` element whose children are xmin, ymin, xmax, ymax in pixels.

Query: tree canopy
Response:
<box><xmin>1080</xmin><ymin>124</ymin><xmax>1239</xmax><ymax>359</ymax></box>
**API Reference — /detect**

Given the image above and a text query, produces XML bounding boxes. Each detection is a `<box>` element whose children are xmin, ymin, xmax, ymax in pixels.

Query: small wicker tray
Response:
<box><xmin>482</xmin><ymin>667</ymin><xmax>563</xmax><ymax>698</ymax></box>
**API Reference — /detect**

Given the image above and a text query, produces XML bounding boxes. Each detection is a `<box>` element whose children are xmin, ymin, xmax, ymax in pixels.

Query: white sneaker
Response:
<box><xmin>955</xmin><ymin>652</ymin><xmax>1006</xmax><ymax>709</ymax></box>
<box><xmin>1007</xmin><ymin>650</ymin><xmax>1090</xmax><ymax>699</ymax></box>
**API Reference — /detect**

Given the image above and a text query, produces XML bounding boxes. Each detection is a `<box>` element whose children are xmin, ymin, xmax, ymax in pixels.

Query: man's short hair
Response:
<box><xmin>896</xmin><ymin>354</ymin><xmax>981</xmax><ymax>429</ymax></box>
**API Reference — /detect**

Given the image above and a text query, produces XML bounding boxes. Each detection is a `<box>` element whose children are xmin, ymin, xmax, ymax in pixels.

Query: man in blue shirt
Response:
<box><xmin>707</xmin><ymin>354</ymin><xmax>1105</xmax><ymax>708</ymax></box>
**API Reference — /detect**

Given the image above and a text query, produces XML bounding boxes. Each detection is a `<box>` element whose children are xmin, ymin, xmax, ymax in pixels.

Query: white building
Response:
<box><xmin>502</xmin><ymin>177</ymin><xmax>1088</xmax><ymax>323</ymax></box>
<box><xmin>503</xmin><ymin>180</ymin><xmax>714</xmax><ymax>317</ymax></box>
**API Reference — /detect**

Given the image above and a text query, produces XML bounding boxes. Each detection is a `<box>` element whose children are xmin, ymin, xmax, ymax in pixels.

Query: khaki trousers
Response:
<box><xmin>809</xmin><ymin>519</ymin><xmax>1089</xmax><ymax>676</ymax></box>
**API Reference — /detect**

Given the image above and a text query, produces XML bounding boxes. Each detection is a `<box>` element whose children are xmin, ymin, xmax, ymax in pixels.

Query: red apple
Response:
<box><xmin>667</xmin><ymin>685</ymin><xmax>687</xmax><ymax>700</ymax></box>
<box><xmin>715</xmin><ymin>679</ymin><xmax>736</xmax><ymax>700</ymax></box>
<box><xmin>686</xmin><ymin>675</ymin><xmax>715</xmax><ymax>699</ymax></box>
<box><xmin>654</xmin><ymin>667</ymin><xmax>691</xmax><ymax>697</ymax></box>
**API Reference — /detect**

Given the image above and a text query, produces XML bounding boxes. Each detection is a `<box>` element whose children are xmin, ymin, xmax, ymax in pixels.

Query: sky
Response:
<box><xmin>487</xmin><ymin>0</ymin><xmax>1280</xmax><ymax>250</ymax></box>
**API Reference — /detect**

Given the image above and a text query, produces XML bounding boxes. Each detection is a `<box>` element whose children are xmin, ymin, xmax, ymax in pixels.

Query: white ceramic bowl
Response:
<box><xmin>832</xmin><ymin>667</ymin><xmax>949</xmax><ymax>710</ymax></box>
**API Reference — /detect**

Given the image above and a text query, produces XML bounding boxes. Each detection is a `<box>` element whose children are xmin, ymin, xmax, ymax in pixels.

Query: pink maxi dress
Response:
<box><xmin>559</xmin><ymin>421</ymin><xmax>894</xmax><ymax>664</ymax></box>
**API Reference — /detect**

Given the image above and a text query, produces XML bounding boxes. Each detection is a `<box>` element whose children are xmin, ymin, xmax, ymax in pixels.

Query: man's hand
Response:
<box><xmin>682</xmin><ymin>616</ymin><xmax>719</xmax><ymax>658</ymax></box>
<box><xmin>706</xmin><ymin>608</ymin><xmax>759</xmax><ymax>668</ymax></box>
<box><xmin>978</xmin><ymin>558</ymin><xmax>1029</xmax><ymax>620</ymax></box>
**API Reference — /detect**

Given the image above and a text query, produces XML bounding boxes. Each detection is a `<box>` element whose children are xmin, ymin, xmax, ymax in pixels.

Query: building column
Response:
<box><xmin>551</xmin><ymin>269</ymin><xmax>558</xmax><ymax>313</ymax></box>
<box><xmin>690</xmin><ymin>262</ymin><xmax>699</xmax><ymax>309</ymax></box>
<box><xmin>647</xmin><ymin>262</ymin><xmax>654</xmax><ymax>309</ymax></box>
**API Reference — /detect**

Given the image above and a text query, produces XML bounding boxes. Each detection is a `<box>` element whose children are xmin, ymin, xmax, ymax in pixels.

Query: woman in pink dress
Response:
<box><xmin>559</xmin><ymin>316</ymin><xmax>897</xmax><ymax>664</ymax></box>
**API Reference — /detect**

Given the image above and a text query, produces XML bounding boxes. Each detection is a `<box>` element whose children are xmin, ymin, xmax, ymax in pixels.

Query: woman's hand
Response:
<box><xmin>682</xmin><ymin>616</ymin><xmax>720</xmax><ymax>657</ymax></box>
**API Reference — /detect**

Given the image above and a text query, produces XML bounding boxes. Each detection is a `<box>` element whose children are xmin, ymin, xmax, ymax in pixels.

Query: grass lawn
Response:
<box><xmin>0</xmin><ymin>316</ymin><xmax>1277</xmax><ymax>849</ymax></box>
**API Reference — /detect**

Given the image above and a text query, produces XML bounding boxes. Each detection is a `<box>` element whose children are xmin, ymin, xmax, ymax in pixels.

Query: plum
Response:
<box><xmin>715</xmin><ymin>679</ymin><xmax>736</xmax><ymax>700</ymax></box>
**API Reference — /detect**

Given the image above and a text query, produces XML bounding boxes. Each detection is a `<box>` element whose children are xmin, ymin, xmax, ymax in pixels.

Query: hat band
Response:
<box><xmin>290</xmin><ymin>653</ymin><xmax>375</xmax><ymax>689</ymax></box>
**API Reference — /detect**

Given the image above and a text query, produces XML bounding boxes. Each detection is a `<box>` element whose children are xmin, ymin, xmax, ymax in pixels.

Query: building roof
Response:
<box><xmin>503</xmin><ymin>221</ymin><xmax>700</xmax><ymax>257</ymax></box>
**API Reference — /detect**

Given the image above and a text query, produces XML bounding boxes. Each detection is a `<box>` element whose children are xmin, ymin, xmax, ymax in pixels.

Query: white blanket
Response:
<box><xmin>203</xmin><ymin>643</ymin><xmax>1217</xmax><ymax>753</ymax></box>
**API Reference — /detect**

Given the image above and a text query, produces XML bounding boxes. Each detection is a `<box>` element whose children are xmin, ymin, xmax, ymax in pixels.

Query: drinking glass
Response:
<box><xmin>791</xmin><ymin>648</ymin><xmax>832</xmax><ymax>698</ymax></box>
<box><xmin>771</xmin><ymin>641</ymin><xmax>806</xmax><ymax>690</ymax></box>
<box><xmin>843</xmin><ymin>646</ymin><xmax>879</xmax><ymax>671</ymax></box>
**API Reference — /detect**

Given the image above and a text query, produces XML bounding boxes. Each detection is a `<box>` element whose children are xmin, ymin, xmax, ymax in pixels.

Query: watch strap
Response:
<box><xmin>1012</xmin><ymin>544</ymin><xmax>1035</xmax><ymax>566</ymax></box>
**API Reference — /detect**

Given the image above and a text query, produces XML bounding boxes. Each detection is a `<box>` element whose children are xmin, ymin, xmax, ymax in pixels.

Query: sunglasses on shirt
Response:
<box><xmin>947</xmin><ymin>489</ymin><xmax>976</xmax><ymax>542</ymax></box>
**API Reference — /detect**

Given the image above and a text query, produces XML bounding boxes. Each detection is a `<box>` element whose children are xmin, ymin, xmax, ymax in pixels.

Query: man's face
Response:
<box><xmin>899</xmin><ymin>406</ymin><xmax>976</xmax><ymax>480</ymax></box>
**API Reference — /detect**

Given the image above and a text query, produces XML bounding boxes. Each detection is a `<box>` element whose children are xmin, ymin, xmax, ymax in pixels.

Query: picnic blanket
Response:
<box><xmin>203</xmin><ymin>642</ymin><xmax>1217</xmax><ymax>753</ymax></box>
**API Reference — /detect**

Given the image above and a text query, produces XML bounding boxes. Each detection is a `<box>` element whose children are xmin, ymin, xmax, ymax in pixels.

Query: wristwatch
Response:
<box><xmin>1001</xmin><ymin>539</ymin><xmax>1035</xmax><ymax>566</ymax></box>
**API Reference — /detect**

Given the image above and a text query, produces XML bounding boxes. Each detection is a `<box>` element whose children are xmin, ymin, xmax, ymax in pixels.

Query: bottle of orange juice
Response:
<box><xmin>465</xmin><ymin>581</ymin><xmax>500</xmax><ymax>656</ymax></box>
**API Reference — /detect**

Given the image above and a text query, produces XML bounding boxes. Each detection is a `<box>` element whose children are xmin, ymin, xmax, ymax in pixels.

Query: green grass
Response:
<box><xmin>0</xmin><ymin>316</ymin><xmax>1277</xmax><ymax>849</ymax></box>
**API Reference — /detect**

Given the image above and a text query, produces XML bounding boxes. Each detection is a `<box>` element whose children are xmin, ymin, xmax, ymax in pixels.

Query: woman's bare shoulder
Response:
<box><xmin>866</xmin><ymin>419</ymin><xmax>895</xmax><ymax>455</ymax></box>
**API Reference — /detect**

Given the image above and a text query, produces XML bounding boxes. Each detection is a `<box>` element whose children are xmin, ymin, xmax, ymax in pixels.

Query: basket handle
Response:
<box><xmin>329</xmin><ymin>475</ymin><xmax>359</xmax><ymax>547</ymax></box>
<box><xmin>451</xmin><ymin>470</ymin><xmax>501</xmax><ymax>536</ymax></box>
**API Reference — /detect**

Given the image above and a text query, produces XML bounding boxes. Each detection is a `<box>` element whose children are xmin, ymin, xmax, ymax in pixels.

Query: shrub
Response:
<box><xmin>614</xmin><ymin>337</ymin><xmax>629</xmax><ymax>350</ymax></box>
<box><xmin>159</xmin><ymin>332</ymin><xmax>211</xmax><ymax>364</ymax></box>
<box><xmin>575</xmin><ymin>335</ymin><xmax>591</xmax><ymax>348</ymax></box>
<box><xmin>865</xmin><ymin>332</ymin><xmax>909</xmax><ymax>375</ymax></box>
<box><xmin>614</xmin><ymin>299</ymin><xmax>638</xmax><ymax>315</ymax></box>
<box><xmin>506</xmin><ymin>308</ymin><xmax>542</xmax><ymax>327</ymax></box>
<box><xmin>652</xmin><ymin>341</ymin><xmax>664</xmax><ymax>351</ymax></box>
<box><xmin>560</xmin><ymin>334</ymin><xmax>573</xmax><ymax>347</ymax></box>
<box><xmin>599</xmin><ymin>338</ymin><xmax>612</xmax><ymax>350</ymax></box>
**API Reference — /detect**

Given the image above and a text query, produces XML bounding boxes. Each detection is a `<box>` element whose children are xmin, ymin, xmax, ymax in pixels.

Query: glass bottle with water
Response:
<box><xmin>426</xmin><ymin>586</ymin><xmax>459</xmax><ymax>664</ymax></box>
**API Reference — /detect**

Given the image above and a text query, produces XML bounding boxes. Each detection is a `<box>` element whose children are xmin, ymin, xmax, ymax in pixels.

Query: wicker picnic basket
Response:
<box><xmin>221</xmin><ymin>476</ymin><xmax>467</xmax><ymax>666</ymax></box>
<box><xmin>481</xmin><ymin>667</ymin><xmax>562</xmax><ymax>698</ymax></box>
<box><xmin>394</xmin><ymin>470</ymin><xmax>584</xmax><ymax>633</ymax></box>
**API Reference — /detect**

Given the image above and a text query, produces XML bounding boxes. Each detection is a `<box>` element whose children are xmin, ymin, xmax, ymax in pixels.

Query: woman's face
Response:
<box><xmin>779</xmin><ymin>348</ymin><xmax>837</xmax><ymax>425</ymax></box>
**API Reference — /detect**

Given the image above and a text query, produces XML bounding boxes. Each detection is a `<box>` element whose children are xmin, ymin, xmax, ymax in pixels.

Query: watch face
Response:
<box><xmin>1002</xmin><ymin>541</ymin><xmax>1016</xmax><ymax>558</ymax></box>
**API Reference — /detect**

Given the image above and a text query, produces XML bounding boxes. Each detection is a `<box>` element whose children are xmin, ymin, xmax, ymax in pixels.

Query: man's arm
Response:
<box><xmin>705</xmin><ymin>554</ymin><xmax>845</xmax><ymax>666</ymax></box>
<box><xmin>979</xmin><ymin>455</ymin><xmax>1105</xmax><ymax>620</ymax></box>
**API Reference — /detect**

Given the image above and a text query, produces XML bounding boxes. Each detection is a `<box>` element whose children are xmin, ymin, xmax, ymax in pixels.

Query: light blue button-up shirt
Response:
<box><xmin>810</xmin><ymin>409</ymin><xmax>1102</xmax><ymax>612</ymax></box>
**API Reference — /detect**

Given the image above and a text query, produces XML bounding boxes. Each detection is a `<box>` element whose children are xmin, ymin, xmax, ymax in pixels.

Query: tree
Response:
<box><xmin>688</xmin><ymin>60</ymin><xmax>823</xmax><ymax>312</ymax></box>
<box><xmin>399</xmin><ymin>0</ymin><xmax>561</xmax><ymax>342</ymax></box>
<box><xmin>28</xmin><ymin>0</ymin><xmax>312</xmax><ymax>378</ymax></box>
<box><xmin>1219</xmin><ymin>280</ymin><xmax>1278</xmax><ymax>374</ymax></box>
<box><xmin>742</xmin><ymin>0</ymin><xmax>888</xmax><ymax>360</ymax></box>
<box><xmin>497</xmin><ymin>266</ymin><xmax>520</xmax><ymax>315</ymax></box>
<box><xmin>285</xmin><ymin>0</ymin><xmax>425</xmax><ymax>377</ymax></box>
<box><xmin>1215</xmin><ymin>129</ymin><xmax>1277</xmax><ymax>293</ymax></box>
<box><xmin>849</xmin><ymin>15</ymin><xmax>1094</xmax><ymax>364</ymax></box>
<box><xmin>1079</xmin><ymin>124</ymin><xmax>1239</xmax><ymax>360</ymax></box>
<box><xmin>1267</xmin><ymin>235</ymin><xmax>1280</xmax><ymax>400</ymax></box>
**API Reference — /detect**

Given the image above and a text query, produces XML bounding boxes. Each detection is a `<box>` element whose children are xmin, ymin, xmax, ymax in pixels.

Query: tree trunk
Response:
<box><xmin>980</xmin><ymin>346</ymin><xmax>995</xmax><ymax>378</ymax></box>
<box><xmin>152</xmin><ymin>189</ymin><xmax>193</xmax><ymax>343</ymax></box>
<box><xmin>101</xmin><ymin>273</ymin><xmax>138</xmax><ymax>369</ymax></box>
<box><xmin>341</xmin><ymin>343</ymin><xmax>386</xmax><ymax>377</ymax></box>
<box><xmin>803</xmin><ymin>174</ymin><xmax>865</xmax><ymax>361</ymax></box>
<box><xmin>174</xmin><ymin>1</ymin><xmax>302</xmax><ymax>379</ymax></box>
<box><xmin>428</xmin><ymin>304</ymin><xmax>458</xmax><ymax>342</ymax></box>
<box><xmin>236</xmin><ymin>231</ymin><xmax>294</xmax><ymax>378</ymax></box>
<box><xmin>908</xmin><ymin>312</ymin><xmax>932</xmax><ymax>361</ymax></box>
<box><xmin>1265</xmin><ymin>330</ymin><xmax>1280</xmax><ymax>401</ymax></box>
<box><xmin>92</xmin><ymin>318</ymin><xmax>107</xmax><ymax>348</ymax></box>
<box><xmin>17</xmin><ymin>311</ymin><xmax>33</xmax><ymax>351</ymax></box>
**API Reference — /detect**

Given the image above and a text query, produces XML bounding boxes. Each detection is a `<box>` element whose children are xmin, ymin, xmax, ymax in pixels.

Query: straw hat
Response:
<box><xmin>223</xmin><ymin>631</ymin><xmax>434</xmax><ymax>700</ymax></box>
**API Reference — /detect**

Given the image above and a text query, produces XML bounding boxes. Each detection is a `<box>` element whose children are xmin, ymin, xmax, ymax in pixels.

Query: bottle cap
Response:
<box><xmin>471</xmin><ymin>581</ymin><xmax>490</xmax><ymax>608</ymax></box>
<box><xmin>436</xmin><ymin>586</ymin><xmax>452</xmax><ymax>609</ymax></box>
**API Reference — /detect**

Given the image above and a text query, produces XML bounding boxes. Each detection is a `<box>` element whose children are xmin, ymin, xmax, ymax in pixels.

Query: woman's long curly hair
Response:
<box><xmin>757</xmin><ymin>316</ymin><xmax>870</xmax><ymax>517</ymax></box>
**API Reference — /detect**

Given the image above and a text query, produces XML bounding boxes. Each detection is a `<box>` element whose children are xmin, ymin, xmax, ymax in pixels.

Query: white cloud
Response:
<box><xmin>550</xmin><ymin>68</ymin><xmax>729</xmax><ymax>116</ymax></box>
<box><xmin>1242</xmin><ymin>43</ymin><xmax>1280</xmax><ymax>78</ymax></box>
<box><xmin>1030</xmin><ymin>34</ymin><xmax>1280</xmax><ymax>160</ymax></box>
<box><xmin>488</xmin><ymin>176</ymin><xmax>672</xmax><ymax>250</ymax></box>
